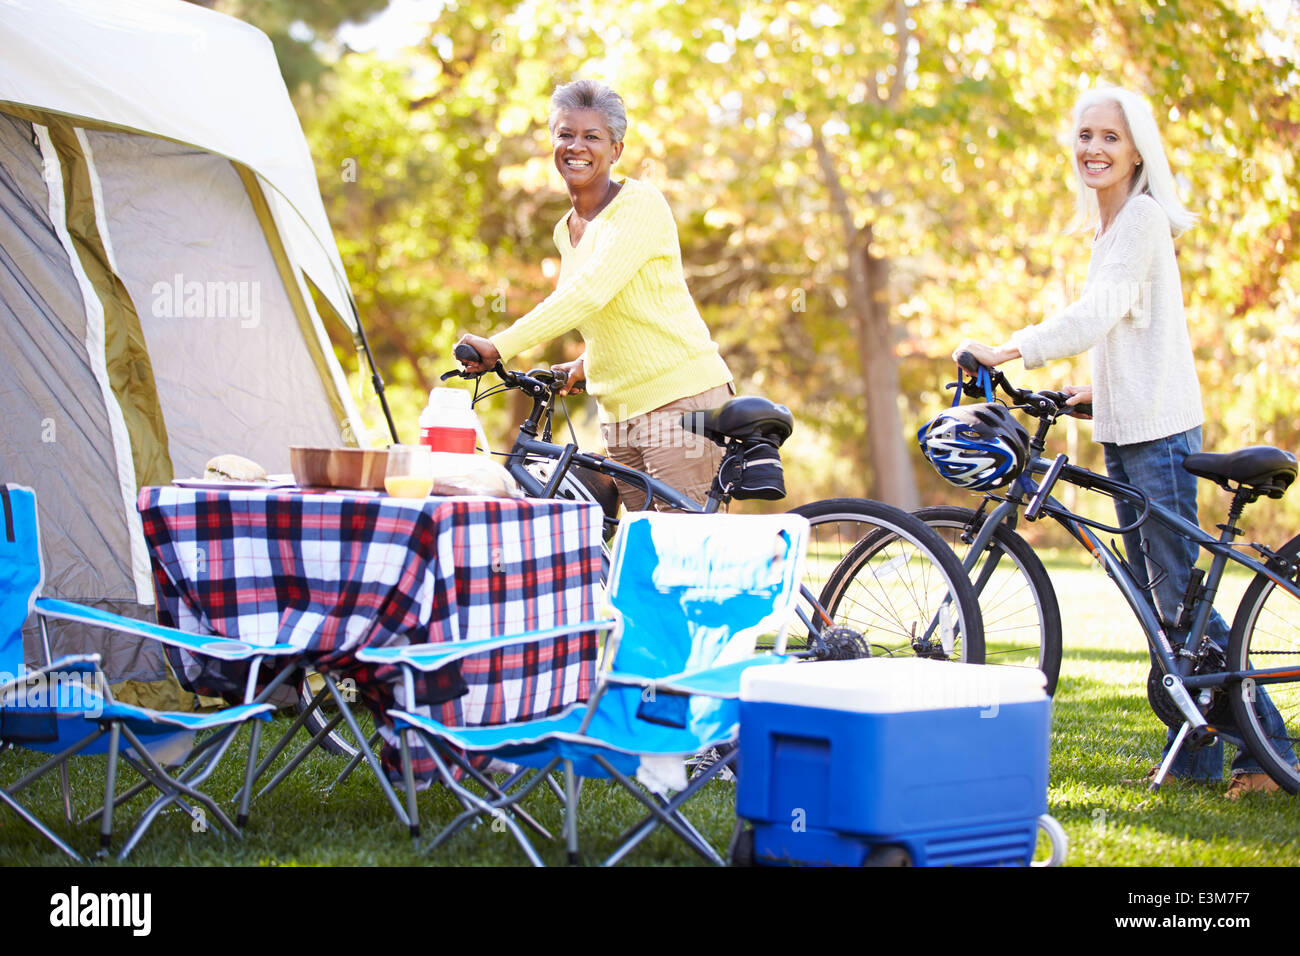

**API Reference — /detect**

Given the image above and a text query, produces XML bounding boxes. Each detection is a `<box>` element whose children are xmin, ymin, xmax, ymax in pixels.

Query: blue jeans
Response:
<box><xmin>1104</xmin><ymin>428</ymin><xmax>1294</xmax><ymax>779</ymax></box>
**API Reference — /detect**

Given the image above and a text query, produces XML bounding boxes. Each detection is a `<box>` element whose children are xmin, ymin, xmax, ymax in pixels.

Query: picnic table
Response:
<box><xmin>137</xmin><ymin>486</ymin><xmax>604</xmax><ymax>781</ymax></box>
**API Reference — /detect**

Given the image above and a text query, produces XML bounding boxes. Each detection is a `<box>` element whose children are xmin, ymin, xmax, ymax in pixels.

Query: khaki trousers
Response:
<box><xmin>600</xmin><ymin>383</ymin><xmax>733</xmax><ymax>512</ymax></box>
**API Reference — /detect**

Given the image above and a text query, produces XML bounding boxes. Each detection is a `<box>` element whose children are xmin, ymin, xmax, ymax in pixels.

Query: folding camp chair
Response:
<box><xmin>0</xmin><ymin>483</ymin><xmax>294</xmax><ymax>860</ymax></box>
<box><xmin>357</xmin><ymin>511</ymin><xmax>809</xmax><ymax>866</ymax></box>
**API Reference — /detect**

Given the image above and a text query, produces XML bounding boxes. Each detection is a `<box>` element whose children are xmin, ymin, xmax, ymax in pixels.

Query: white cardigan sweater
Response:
<box><xmin>1011</xmin><ymin>194</ymin><xmax>1204</xmax><ymax>446</ymax></box>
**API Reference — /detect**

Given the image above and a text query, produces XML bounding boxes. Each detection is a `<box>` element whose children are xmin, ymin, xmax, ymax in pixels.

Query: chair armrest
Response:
<box><xmin>606</xmin><ymin>654</ymin><xmax>791</xmax><ymax>700</ymax></box>
<box><xmin>0</xmin><ymin>654</ymin><xmax>101</xmax><ymax>696</ymax></box>
<box><xmin>356</xmin><ymin>618</ymin><xmax>617</xmax><ymax>672</ymax></box>
<box><xmin>35</xmin><ymin>597</ymin><xmax>299</xmax><ymax>661</ymax></box>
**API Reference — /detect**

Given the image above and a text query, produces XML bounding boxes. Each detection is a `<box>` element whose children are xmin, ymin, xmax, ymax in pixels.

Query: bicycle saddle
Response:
<box><xmin>681</xmin><ymin>396</ymin><xmax>794</xmax><ymax>447</ymax></box>
<box><xmin>1183</xmin><ymin>445</ymin><xmax>1298</xmax><ymax>498</ymax></box>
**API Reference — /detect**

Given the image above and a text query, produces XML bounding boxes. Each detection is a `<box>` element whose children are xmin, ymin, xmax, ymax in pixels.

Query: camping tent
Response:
<box><xmin>0</xmin><ymin>0</ymin><xmax>370</xmax><ymax>697</ymax></box>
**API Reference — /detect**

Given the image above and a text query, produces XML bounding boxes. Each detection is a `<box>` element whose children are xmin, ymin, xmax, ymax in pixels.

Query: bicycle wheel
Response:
<box><xmin>790</xmin><ymin>498</ymin><xmax>984</xmax><ymax>664</ymax></box>
<box><xmin>296</xmin><ymin>670</ymin><xmax>378</xmax><ymax>760</ymax></box>
<box><xmin>912</xmin><ymin>506</ymin><xmax>1063</xmax><ymax>695</ymax></box>
<box><xmin>1226</xmin><ymin>532</ymin><xmax>1300</xmax><ymax>793</ymax></box>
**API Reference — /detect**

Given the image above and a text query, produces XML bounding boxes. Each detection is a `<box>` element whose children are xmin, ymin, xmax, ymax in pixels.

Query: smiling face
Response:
<box><xmin>551</xmin><ymin>107</ymin><xmax>624</xmax><ymax>192</ymax></box>
<box><xmin>1075</xmin><ymin>101</ymin><xmax>1142</xmax><ymax>205</ymax></box>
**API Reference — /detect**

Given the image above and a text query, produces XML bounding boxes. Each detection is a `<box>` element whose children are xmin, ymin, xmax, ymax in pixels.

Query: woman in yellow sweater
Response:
<box><xmin>456</xmin><ymin>80</ymin><xmax>734</xmax><ymax>509</ymax></box>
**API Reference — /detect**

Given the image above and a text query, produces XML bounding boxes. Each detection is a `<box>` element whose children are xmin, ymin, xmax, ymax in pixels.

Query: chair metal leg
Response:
<box><xmin>593</xmin><ymin>754</ymin><xmax>726</xmax><ymax>866</ymax></box>
<box><xmin>115</xmin><ymin>725</ymin><xmax>245</xmax><ymax>860</ymax></box>
<box><xmin>237</xmin><ymin>718</ymin><xmax>264</xmax><ymax>828</ymax></box>
<box><xmin>400</xmin><ymin>728</ymin><xmax>420</xmax><ymax>841</ymax></box>
<box><xmin>564</xmin><ymin>760</ymin><xmax>579</xmax><ymax>865</ymax></box>
<box><xmin>250</xmin><ymin>692</ymin><xmax>326</xmax><ymax>784</ymax></box>
<box><xmin>323</xmin><ymin>676</ymin><xmax>408</xmax><ymax>826</ymax></box>
<box><xmin>610</xmin><ymin>749</ymin><xmax>736</xmax><ymax>862</ymax></box>
<box><xmin>83</xmin><ymin>729</ymin><xmax>225</xmax><ymax>825</ymax></box>
<box><xmin>421</xmin><ymin>743</ymin><xmax>549</xmax><ymax>866</ymax></box>
<box><xmin>427</xmin><ymin>750</ymin><xmax>557</xmax><ymax>848</ymax></box>
<box><xmin>99</xmin><ymin>722</ymin><xmax>121</xmax><ymax>858</ymax></box>
<box><xmin>255</xmin><ymin>713</ymin><xmax>343</xmax><ymax>800</ymax></box>
<box><xmin>328</xmin><ymin>731</ymin><xmax>382</xmax><ymax>793</ymax></box>
<box><xmin>7</xmin><ymin>730</ymin><xmax>103</xmax><ymax>796</ymax></box>
<box><xmin>60</xmin><ymin>764</ymin><xmax>72</xmax><ymax>824</ymax></box>
<box><xmin>0</xmin><ymin>785</ymin><xmax>84</xmax><ymax>861</ymax></box>
<box><xmin>456</xmin><ymin>754</ymin><xmax>553</xmax><ymax>841</ymax></box>
<box><xmin>545</xmin><ymin>772</ymin><xmax>566</xmax><ymax>803</ymax></box>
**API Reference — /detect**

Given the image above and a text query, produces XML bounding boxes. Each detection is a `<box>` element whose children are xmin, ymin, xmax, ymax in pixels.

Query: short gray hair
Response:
<box><xmin>548</xmin><ymin>80</ymin><xmax>627</xmax><ymax>142</ymax></box>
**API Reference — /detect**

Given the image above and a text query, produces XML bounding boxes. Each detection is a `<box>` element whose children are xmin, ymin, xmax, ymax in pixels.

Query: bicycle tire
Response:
<box><xmin>1226</xmin><ymin>532</ymin><xmax>1300</xmax><ymax>793</ymax></box>
<box><xmin>296</xmin><ymin>670</ymin><xmax>378</xmax><ymax>760</ymax></box>
<box><xmin>912</xmin><ymin>506</ymin><xmax>1063</xmax><ymax>695</ymax></box>
<box><xmin>789</xmin><ymin>498</ymin><xmax>984</xmax><ymax>664</ymax></box>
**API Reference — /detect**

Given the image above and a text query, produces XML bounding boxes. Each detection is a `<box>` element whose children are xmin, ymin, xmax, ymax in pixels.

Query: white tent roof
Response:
<box><xmin>0</xmin><ymin>0</ymin><xmax>357</xmax><ymax>330</ymax></box>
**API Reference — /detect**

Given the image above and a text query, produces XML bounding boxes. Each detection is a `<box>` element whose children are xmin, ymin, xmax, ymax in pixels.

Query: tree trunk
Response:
<box><xmin>814</xmin><ymin>133</ymin><xmax>920</xmax><ymax>509</ymax></box>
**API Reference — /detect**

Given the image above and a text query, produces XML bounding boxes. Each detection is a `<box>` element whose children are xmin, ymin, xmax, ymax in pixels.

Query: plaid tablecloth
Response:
<box><xmin>138</xmin><ymin>486</ymin><xmax>603</xmax><ymax>780</ymax></box>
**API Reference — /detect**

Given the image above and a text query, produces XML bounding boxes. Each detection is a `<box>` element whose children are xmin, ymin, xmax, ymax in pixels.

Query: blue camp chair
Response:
<box><xmin>0</xmin><ymin>483</ymin><xmax>296</xmax><ymax>860</ymax></box>
<box><xmin>357</xmin><ymin>511</ymin><xmax>809</xmax><ymax>866</ymax></box>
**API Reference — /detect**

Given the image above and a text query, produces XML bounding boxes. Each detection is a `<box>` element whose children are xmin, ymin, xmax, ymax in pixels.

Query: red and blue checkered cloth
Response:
<box><xmin>138</xmin><ymin>487</ymin><xmax>603</xmax><ymax>779</ymax></box>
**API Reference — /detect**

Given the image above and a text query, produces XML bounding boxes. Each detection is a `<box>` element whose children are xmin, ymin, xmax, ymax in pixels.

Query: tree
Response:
<box><xmin>271</xmin><ymin>0</ymin><xmax>1300</xmax><ymax>530</ymax></box>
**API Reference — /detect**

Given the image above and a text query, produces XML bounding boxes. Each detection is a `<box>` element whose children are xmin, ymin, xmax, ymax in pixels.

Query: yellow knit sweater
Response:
<box><xmin>491</xmin><ymin>177</ymin><xmax>732</xmax><ymax>423</ymax></box>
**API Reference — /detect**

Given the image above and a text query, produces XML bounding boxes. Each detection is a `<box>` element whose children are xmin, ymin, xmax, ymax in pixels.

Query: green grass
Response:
<box><xmin>0</xmin><ymin>718</ymin><xmax>743</xmax><ymax>867</ymax></box>
<box><xmin>2</xmin><ymin>554</ymin><xmax>1296</xmax><ymax>866</ymax></box>
<box><xmin>1032</xmin><ymin>549</ymin><xmax>1299</xmax><ymax>865</ymax></box>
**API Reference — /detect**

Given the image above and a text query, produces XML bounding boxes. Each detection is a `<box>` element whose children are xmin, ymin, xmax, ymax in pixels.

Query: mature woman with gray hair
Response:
<box><xmin>456</xmin><ymin>79</ymin><xmax>733</xmax><ymax>509</ymax></box>
<box><xmin>954</xmin><ymin>85</ymin><xmax>1295</xmax><ymax>796</ymax></box>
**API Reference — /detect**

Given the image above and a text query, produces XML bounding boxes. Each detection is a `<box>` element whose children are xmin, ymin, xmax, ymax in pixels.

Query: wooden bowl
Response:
<box><xmin>289</xmin><ymin>447</ymin><xmax>389</xmax><ymax>491</ymax></box>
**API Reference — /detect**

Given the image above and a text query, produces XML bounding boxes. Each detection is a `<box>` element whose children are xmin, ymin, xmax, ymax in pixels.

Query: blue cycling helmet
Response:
<box><xmin>918</xmin><ymin>402</ymin><xmax>1030</xmax><ymax>490</ymax></box>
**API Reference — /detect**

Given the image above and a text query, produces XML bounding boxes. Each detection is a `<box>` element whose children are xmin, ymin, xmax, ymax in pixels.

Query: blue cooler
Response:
<box><xmin>737</xmin><ymin>658</ymin><xmax>1051</xmax><ymax>866</ymax></box>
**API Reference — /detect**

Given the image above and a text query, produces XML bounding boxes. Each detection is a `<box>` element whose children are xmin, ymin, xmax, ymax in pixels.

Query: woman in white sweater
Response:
<box><xmin>955</xmin><ymin>86</ymin><xmax>1292</xmax><ymax>796</ymax></box>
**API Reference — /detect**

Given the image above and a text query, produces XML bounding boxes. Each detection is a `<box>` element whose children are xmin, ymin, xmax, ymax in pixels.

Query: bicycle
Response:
<box><xmin>295</xmin><ymin>351</ymin><xmax>986</xmax><ymax>760</ymax></box>
<box><xmin>444</xmin><ymin>344</ymin><xmax>983</xmax><ymax>663</ymax></box>
<box><xmin>896</xmin><ymin>351</ymin><xmax>1300</xmax><ymax>791</ymax></box>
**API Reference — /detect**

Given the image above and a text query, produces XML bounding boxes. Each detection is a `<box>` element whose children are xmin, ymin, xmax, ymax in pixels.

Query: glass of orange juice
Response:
<box><xmin>384</xmin><ymin>444</ymin><xmax>434</xmax><ymax>498</ymax></box>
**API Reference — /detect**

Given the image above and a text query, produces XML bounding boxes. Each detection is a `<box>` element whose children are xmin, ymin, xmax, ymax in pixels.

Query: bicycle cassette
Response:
<box><xmin>814</xmin><ymin>626</ymin><xmax>872</xmax><ymax>661</ymax></box>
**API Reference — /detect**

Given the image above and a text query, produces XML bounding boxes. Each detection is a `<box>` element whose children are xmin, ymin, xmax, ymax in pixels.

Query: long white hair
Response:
<box><xmin>1069</xmin><ymin>86</ymin><xmax>1197</xmax><ymax>237</ymax></box>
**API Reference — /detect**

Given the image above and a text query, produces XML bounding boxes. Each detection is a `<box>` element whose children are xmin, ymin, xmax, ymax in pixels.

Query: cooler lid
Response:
<box><xmin>739</xmin><ymin>658</ymin><xmax>1047</xmax><ymax>713</ymax></box>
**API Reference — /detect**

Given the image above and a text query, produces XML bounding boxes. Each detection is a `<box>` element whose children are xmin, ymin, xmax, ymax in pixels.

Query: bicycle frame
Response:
<box><xmin>479</xmin><ymin>377</ymin><xmax>858</xmax><ymax>643</ymax></box>
<box><xmin>503</xmin><ymin>431</ymin><xmax>709</xmax><ymax>516</ymax></box>
<box><xmin>960</xmin><ymin>455</ymin><xmax>1300</xmax><ymax>734</ymax></box>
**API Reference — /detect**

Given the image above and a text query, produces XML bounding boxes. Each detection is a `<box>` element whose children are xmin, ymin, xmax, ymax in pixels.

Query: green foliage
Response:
<box><xmin>203</xmin><ymin>0</ymin><xmax>391</xmax><ymax>89</ymax></box>
<box><xmin>262</xmin><ymin>0</ymin><xmax>1297</xmax><ymax>528</ymax></box>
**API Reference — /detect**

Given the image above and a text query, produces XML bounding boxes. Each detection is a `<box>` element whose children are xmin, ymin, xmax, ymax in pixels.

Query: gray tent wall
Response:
<box><xmin>0</xmin><ymin>26</ymin><xmax>364</xmax><ymax>701</ymax></box>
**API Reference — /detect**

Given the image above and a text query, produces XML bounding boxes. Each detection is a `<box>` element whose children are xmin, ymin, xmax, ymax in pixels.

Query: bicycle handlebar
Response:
<box><xmin>953</xmin><ymin>350</ymin><xmax>1093</xmax><ymax>419</ymax></box>
<box><xmin>447</xmin><ymin>342</ymin><xmax>581</xmax><ymax>394</ymax></box>
<box><xmin>951</xmin><ymin>350</ymin><xmax>1149</xmax><ymax>533</ymax></box>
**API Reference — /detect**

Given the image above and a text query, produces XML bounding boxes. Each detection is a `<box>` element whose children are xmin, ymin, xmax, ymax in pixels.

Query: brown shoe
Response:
<box><xmin>1224</xmin><ymin>772</ymin><xmax>1281</xmax><ymax>799</ymax></box>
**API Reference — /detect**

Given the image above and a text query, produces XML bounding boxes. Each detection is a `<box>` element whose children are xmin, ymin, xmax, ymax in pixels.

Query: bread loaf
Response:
<box><xmin>204</xmin><ymin>454</ymin><xmax>268</xmax><ymax>483</ymax></box>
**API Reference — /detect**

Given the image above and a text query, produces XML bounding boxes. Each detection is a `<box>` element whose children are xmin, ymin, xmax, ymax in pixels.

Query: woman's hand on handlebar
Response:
<box><xmin>551</xmin><ymin>356</ymin><xmax>586</xmax><ymax>396</ymax></box>
<box><xmin>1063</xmin><ymin>383</ymin><xmax>1093</xmax><ymax>419</ymax></box>
<box><xmin>454</xmin><ymin>334</ymin><xmax>500</xmax><ymax>374</ymax></box>
<box><xmin>952</xmin><ymin>339</ymin><xmax>1021</xmax><ymax>370</ymax></box>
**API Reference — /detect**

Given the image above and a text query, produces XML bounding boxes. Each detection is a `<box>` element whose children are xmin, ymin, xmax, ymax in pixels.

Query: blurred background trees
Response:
<box><xmin>210</xmin><ymin>0</ymin><xmax>1300</xmax><ymax>536</ymax></box>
